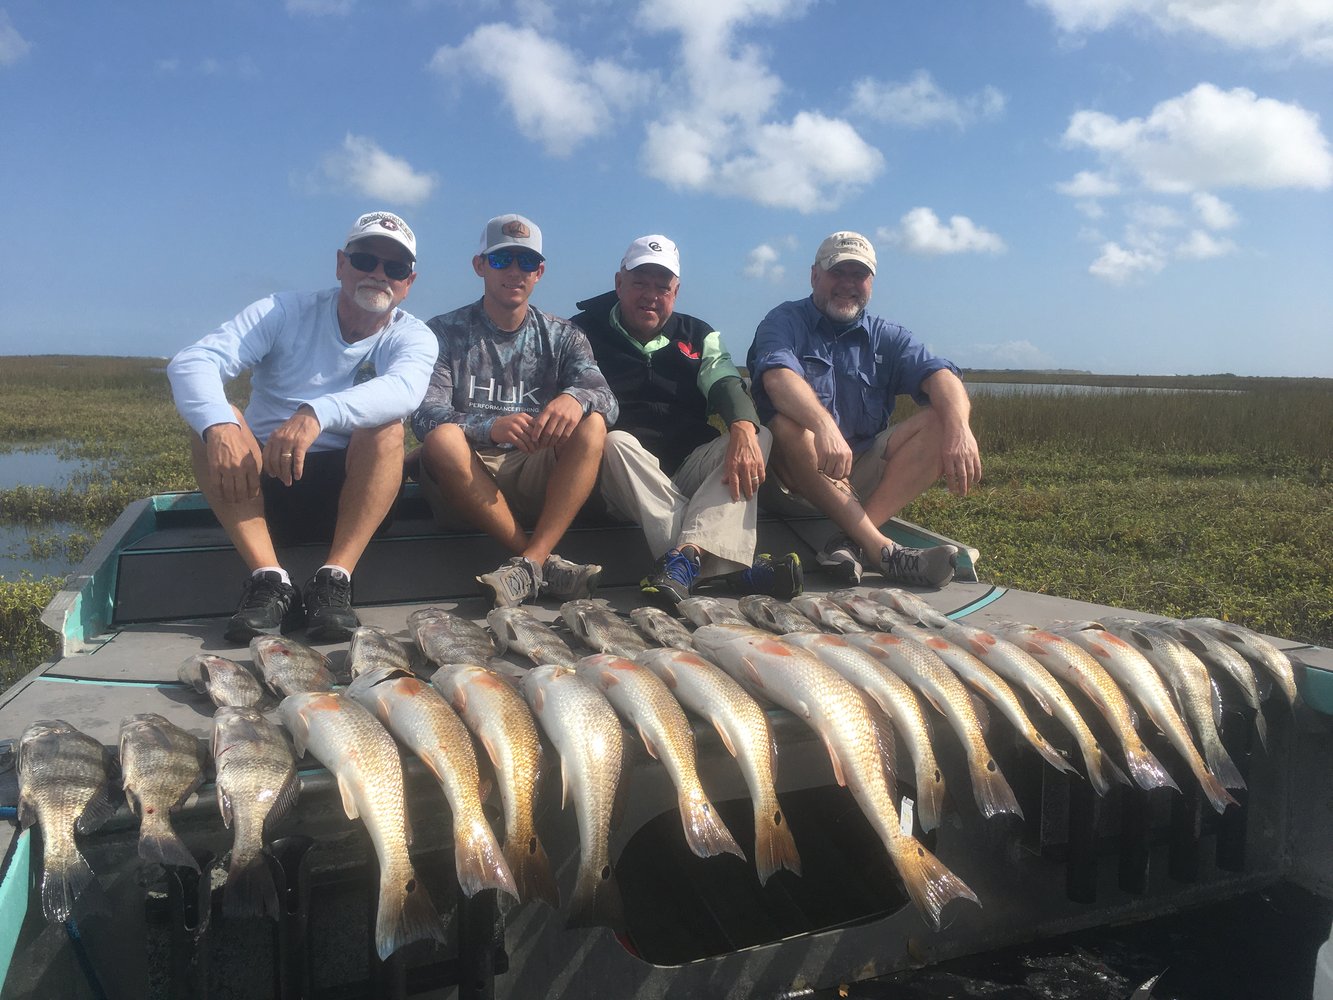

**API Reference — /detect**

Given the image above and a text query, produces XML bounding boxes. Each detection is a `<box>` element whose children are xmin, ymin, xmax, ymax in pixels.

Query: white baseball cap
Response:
<box><xmin>480</xmin><ymin>214</ymin><xmax>544</xmax><ymax>259</ymax></box>
<box><xmin>621</xmin><ymin>235</ymin><xmax>680</xmax><ymax>277</ymax></box>
<box><xmin>814</xmin><ymin>231</ymin><xmax>876</xmax><ymax>275</ymax></box>
<box><xmin>345</xmin><ymin>211</ymin><xmax>417</xmax><ymax>261</ymax></box>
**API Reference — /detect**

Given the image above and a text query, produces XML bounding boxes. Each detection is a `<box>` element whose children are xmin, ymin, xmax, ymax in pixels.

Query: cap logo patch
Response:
<box><xmin>502</xmin><ymin>220</ymin><xmax>531</xmax><ymax>239</ymax></box>
<box><xmin>648</xmin><ymin>241</ymin><xmax>663</xmax><ymax>252</ymax></box>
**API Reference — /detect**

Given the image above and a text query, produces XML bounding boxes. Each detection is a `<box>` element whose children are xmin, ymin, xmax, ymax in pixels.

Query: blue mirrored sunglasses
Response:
<box><xmin>345</xmin><ymin>251</ymin><xmax>413</xmax><ymax>281</ymax></box>
<box><xmin>486</xmin><ymin>249</ymin><xmax>543</xmax><ymax>272</ymax></box>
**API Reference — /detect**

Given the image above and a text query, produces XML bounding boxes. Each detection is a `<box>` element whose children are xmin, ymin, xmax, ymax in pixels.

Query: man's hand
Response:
<box><xmin>204</xmin><ymin>423</ymin><xmax>262</xmax><ymax>504</ymax></box>
<box><xmin>490</xmin><ymin>412</ymin><xmax>538</xmax><ymax>452</ymax></box>
<box><xmin>941</xmin><ymin>421</ymin><xmax>982</xmax><ymax>497</ymax></box>
<box><xmin>722</xmin><ymin>421</ymin><xmax>766</xmax><ymax>501</ymax></box>
<box><xmin>811</xmin><ymin>416</ymin><xmax>854</xmax><ymax>482</ymax></box>
<box><xmin>528</xmin><ymin>393</ymin><xmax>584</xmax><ymax>450</ymax></box>
<box><xmin>262</xmin><ymin>407</ymin><xmax>322</xmax><ymax>486</ymax></box>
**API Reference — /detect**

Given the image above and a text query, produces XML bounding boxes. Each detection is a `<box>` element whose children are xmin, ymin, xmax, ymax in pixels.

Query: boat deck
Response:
<box><xmin>0</xmin><ymin>491</ymin><xmax>1329</xmax><ymax>999</ymax></box>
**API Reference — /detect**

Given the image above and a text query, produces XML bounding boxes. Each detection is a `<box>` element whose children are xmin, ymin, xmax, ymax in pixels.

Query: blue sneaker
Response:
<box><xmin>724</xmin><ymin>553</ymin><xmax>804</xmax><ymax>599</ymax></box>
<box><xmin>640</xmin><ymin>548</ymin><xmax>701</xmax><ymax>607</ymax></box>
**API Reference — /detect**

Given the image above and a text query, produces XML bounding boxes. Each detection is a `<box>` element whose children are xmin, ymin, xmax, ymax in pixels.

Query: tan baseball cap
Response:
<box><xmin>814</xmin><ymin>231</ymin><xmax>876</xmax><ymax>275</ymax></box>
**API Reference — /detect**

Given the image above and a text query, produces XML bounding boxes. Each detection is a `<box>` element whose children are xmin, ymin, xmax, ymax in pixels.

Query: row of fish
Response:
<box><xmin>16</xmin><ymin>590</ymin><xmax>1300</xmax><ymax>956</ymax></box>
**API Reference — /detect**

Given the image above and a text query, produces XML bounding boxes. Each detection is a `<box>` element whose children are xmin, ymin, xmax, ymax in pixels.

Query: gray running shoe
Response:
<box><xmin>477</xmin><ymin>556</ymin><xmax>542</xmax><ymax>608</ymax></box>
<box><xmin>542</xmin><ymin>554</ymin><xmax>602</xmax><ymax>600</ymax></box>
<box><xmin>877</xmin><ymin>544</ymin><xmax>958</xmax><ymax>589</ymax></box>
<box><xmin>817</xmin><ymin>534</ymin><xmax>863</xmax><ymax>585</ymax></box>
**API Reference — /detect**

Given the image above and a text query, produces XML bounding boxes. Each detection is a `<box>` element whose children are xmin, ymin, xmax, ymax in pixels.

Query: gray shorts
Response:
<box><xmin>758</xmin><ymin>424</ymin><xmax>895</xmax><ymax>517</ymax></box>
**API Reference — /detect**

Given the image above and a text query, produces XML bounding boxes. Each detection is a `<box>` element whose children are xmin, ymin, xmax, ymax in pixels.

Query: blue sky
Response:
<box><xmin>2</xmin><ymin>0</ymin><xmax>1331</xmax><ymax>377</ymax></box>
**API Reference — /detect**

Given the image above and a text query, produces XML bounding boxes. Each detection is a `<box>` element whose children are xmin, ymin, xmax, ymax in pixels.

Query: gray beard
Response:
<box><xmin>353</xmin><ymin>285</ymin><xmax>393</xmax><ymax>314</ymax></box>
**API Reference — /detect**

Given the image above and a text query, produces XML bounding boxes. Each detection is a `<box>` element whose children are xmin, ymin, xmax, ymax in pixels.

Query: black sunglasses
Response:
<box><xmin>345</xmin><ymin>251</ymin><xmax>414</xmax><ymax>281</ymax></box>
<box><xmin>486</xmin><ymin>249</ymin><xmax>543</xmax><ymax>272</ymax></box>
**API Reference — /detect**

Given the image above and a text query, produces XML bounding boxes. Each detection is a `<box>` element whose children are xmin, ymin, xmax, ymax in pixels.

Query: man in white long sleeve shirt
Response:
<box><xmin>168</xmin><ymin>211</ymin><xmax>438</xmax><ymax>643</ymax></box>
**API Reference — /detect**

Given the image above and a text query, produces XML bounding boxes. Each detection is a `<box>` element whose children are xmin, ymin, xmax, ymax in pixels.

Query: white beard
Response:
<box><xmin>353</xmin><ymin>284</ymin><xmax>394</xmax><ymax>314</ymax></box>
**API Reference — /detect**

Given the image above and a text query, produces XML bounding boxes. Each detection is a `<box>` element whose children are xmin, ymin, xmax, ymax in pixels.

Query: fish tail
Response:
<box><xmin>1028</xmin><ymin>733</ymin><xmax>1079</xmax><ymax>777</ymax></box>
<box><xmin>453</xmin><ymin>818</ymin><xmax>518</xmax><ymax>901</ymax></box>
<box><xmin>892</xmin><ymin>833</ymin><xmax>980</xmax><ymax>930</ymax></box>
<box><xmin>680</xmin><ymin>789</ymin><xmax>746</xmax><ymax>860</ymax></box>
<box><xmin>752</xmin><ymin>797</ymin><xmax>802</xmax><ymax>885</ymax></box>
<box><xmin>40</xmin><ymin>839</ymin><xmax>96</xmax><ymax>923</ymax></box>
<box><xmin>970</xmin><ymin>757</ymin><xmax>1023</xmax><ymax>820</ymax></box>
<box><xmin>375</xmin><ymin>862</ymin><xmax>447</xmax><ymax>962</ymax></box>
<box><xmin>223</xmin><ymin>846</ymin><xmax>280</xmax><ymax>919</ymax></box>
<box><xmin>138</xmin><ymin>814</ymin><xmax>199</xmax><ymax>871</ymax></box>
<box><xmin>1253</xmin><ymin>708</ymin><xmax>1269</xmax><ymax>751</ymax></box>
<box><xmin>1198</xmin><ymin>769</ymin><xmax>1240</xmax><ymax>815</ymax></box>
<box><xmin>911</xmin><ymin>748</ymin><xmax>947</xmax><ymax>833</ymax></box>
<box><xmin>1125</xmin><ymin>745</ymin><xmax>1181</xmax><ymax>793</ymax></box>
<box><xmin>504</xmin><ymin>829</ymin><xmax>559</xmax><ymax>908</ymax></box>
<box><xmin>1084</xmin><ymin>745</ymin><xmax>1129</xmax><ymax>796</ymax></box>
<box><xmin>1203</xmin><ymin>741</ymin><xmax>1247</xmax><ymax>792</ymax></box>
<box><xmin>566</xmin><ymin>855</ymin><xmax>624</xmax><ymax>933</ymax></box>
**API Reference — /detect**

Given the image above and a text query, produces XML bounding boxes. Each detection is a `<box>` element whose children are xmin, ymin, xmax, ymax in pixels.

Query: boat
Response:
<box><xmin>0</xmin><ymin>488</ymin><xmax>1329</xmax><ymax>999</ymax></box>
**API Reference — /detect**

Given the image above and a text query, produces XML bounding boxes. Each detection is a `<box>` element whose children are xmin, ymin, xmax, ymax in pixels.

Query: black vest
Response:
<box><xmin>571</xmin><ymin>291</ymin><xmax>719</xmax><ymax>475</ymax></box>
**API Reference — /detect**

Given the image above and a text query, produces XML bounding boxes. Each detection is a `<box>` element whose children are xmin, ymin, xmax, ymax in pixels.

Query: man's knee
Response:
<box><xmin>419</xmin><ymin>423</ymin><xmax>472</xmax><ymax>476</ymax></box>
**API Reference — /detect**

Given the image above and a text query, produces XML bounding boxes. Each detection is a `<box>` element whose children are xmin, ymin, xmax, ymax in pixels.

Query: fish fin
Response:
<box><xmin>679</xmin><ymin>789</ymin><xmax>746</xmax><ymax>861</ymax></box>
<box><xmin>1198</xmin><ymin>770</ymin><xmax>1240</xmax><ymax>815</ymax></box>
<box><xmin>335</xmin><ymin>774</ymin><xmax>360</xmax><ymax>821</ymax></box>
<box><xmin>1125</xmin><ymin>745</ymin><xmax>1180</xmax><ymax>793</ymax></box>
<box><xmin>217</xmin><ymin>786</ymin><xmax>234</xmax><ymax>829</ymax></box>
<box><xmin>566</xmin><ymin>859</ymin><xmax>625</xmax><ymax>933</ymax></box>
<box><xmin>739</xmin><ymin>653</ymin><xmax>765</xmax><ymax>689</ymax></box>
<box><xmin>559</xmin><ymin>758</ymin><xmax>572</xmax><ymax>810</ymax></box>
<box><xmin>504</xmin><ymin>831</ymin><xmax>559</xmax><ymax>908</ymax></box>
<box><xmin>820</xmin><ymin>732</ymin><xmax>849</xmax><ymax>788</ymax></box>
<box><xmin>971</xmin><ymin>756</ymin><xmax>1023</xmax><ymax>820</ymax></box>
<box><xmin>968</xmin><ymin>692</ymin><xmax>993</xmax><ymax>734</ymax></box>
<box><xmin>478</xmin><ymin>734</ymin><xmax>505</xmax><ymax>773</ymax></box>
<box><xmin>263</xmin><ymin>770</ymin><xmax>302</xmax><ymax>833</ymax></box>
<box><xmin>75</xmin><ymin>782</ymin><xmax>119</xmax><ymax>835</ymax></box>
<box><xmin>752</xmin><ymin>797</ymin><xmax>802</xmax><ymax>885</ymax></box>
<box><xmin>711</xmin><ymin>718</ymin><xmax>739</xmax><ymax>759</ymax></box>
<box><xmin>41</xmin><ymin>848</ymin><xmax>97</xmax><ymax>923</ymax></box>
<box><xmin>1030</xmin><ymin>735</ymin><xmax>1078</xmax><ymax>776</ymax></box>
<box><xmin>223</xmin><ymin>849</ymin><xmax>280</xmax><ymax>920</ymax></box>
<box><xmin>636</xmin><ymin>726</ymin><xmax>661</xmax><ymax>761</ymax></box>
<box><xmin>16</xmin><ymin>791</ymin><xmax>36</xmax><ymax>831</ymax></box>
<box><xmin>454</xmin><ymin>818</ymin><xmax>518</xmax><ymax>901</ymax></box>
<box><xmin>1203</xmin><ymin>742</ymin><xmax>1247</xmax><ymax>792</ymax></box>
<box><xmin>374</xmin><ymin>864</ymin><xmax>447</xmax><ymax>961</ymax></box>
<box><xmin>894</xmin><ymin>833</ymin><xmax>981</xmax><ymax>931</ymax></box>
<box><xmin>138</xmin><ymin>815</ymin><xmax>199</xmax><ymax>871</ymax></box>
<box><xmin>1254</xmin><ymin>708</ymin><xmax>1269</xmax><ymax>751</ymax></box>
<box><xmin>1086</xmin><ymin>746</ymin><xmax>1130</xmax><ymax>794</ymax></box>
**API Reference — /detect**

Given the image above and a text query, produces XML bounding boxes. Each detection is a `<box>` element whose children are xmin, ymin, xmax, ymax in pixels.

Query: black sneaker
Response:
<box><xmin>817</xmin><ymin>533</ymin><xmax>863</xmax><ymax>585</ymax></box>
<box><xmin>304</xmin><ymin>568</ymin><xmax>360</xmax><ymax>642</ymax></box>
<box><xmin>877</xmin><ymin>544</ymin><xmax>958</xmax><ymax>589</ymax></box>
<box><xmin>640</xmin><ymin>548</ymin><xmax>701</xmax><ymax>608</ymax></box>
<box><xmin>224</xmin><ymin>571</ymin><xmax>304</xmax><ymax>645</ymax></box>
<box><xmin>721</xmin><ymin>553</ymin><xmax>804</xmax><ymax>599</ymax></box>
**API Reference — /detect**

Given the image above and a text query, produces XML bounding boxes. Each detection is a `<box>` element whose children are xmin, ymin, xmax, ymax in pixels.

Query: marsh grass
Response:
<box><xmin>0</xmin><ymin>356</ymin><xmax>1329</xmax><ymax>688</ymax></box>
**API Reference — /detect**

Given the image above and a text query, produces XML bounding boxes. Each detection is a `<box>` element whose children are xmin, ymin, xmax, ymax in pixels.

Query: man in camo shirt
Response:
<box><xmin>411</xmin><ymin>214</ymin><xmax>617</xmax><ymax>607</ymax></box>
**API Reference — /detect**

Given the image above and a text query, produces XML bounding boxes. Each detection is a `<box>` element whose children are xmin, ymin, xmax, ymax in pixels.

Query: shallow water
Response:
<box><xmin>0</xmin><ymin>522</ymin><xmax>82</xmax><ymax>581</ymax></box>
<box><xmin>967</xmin><ymin>382</ymin><xmax>1242</xmax><ymax>396</ymax></box>
<box><xmin>0</xmin><ymin>447</ymin><xmax>88</xmax><ymax>491</ymax></box>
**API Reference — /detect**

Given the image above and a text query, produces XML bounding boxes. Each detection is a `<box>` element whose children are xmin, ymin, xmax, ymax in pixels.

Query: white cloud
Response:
<box><xmin>965</xmin><ymin>340</ymin><xmax>1058</xmax><ymax>369</ymax></box>
<box><xmin>1176</xmin><ymin>229</ymin><xmax>1237</xmax><ymax>259</ymax></box>
<box><xmin>744</xmin><ymin>243</ymin><xmax>786</xmax><ymax>282</ymax></box>
<box><xmin>1056</xmin><ymin>169</ymin><xmax>1121</xmax><ymax>198</ymax></box>
<box><xmin>1089</xmin><ymin>241</ymin><xmax>1165</xmax><ymax>283</ymax></box>
<box><xmin>1031</xmin><ymin>0</ymin><xmax>1333</xmax><ymax>63</ymax></box>
<box><xmin>286</xmin><ymin>0</ymin><xmax>354</xmax><ymax>14</ymax></box>
<box><xmin>1063</xmin><ymin>83</ymin><xmax>1333</xmax><ymax>193</ymax></box>
<box><xmin>882</xmin><ymin>207</ymin><xmax>1007</xmax><ymax>256</ymax></box>
<box><xmin>636</xmin><ymin>0</ymin><xmax>815</xmax><ymax>52</ymax></box>
<box><xmin>0</xmin><ymin>10</ymin><xmax>31</xmax><ymax>66</ymax></box>
<box><xmin>1192</xmin><ymin>191</ymin><xmax>1238</xmax><ymax>229</ymax></box>
<box><xmin>430</xmin><ymin>24</ymin><xmax>650</xmax><ymax>157</ymax></box>
<box><xmin>850</xmin><ymin>71</ymin><xmax>1006</xmax><ymax>129</ymax></box>
<box><xmin>318</xmin><ymin>135</ymin><xmax>437</xmax><ymax>206</ymax></box>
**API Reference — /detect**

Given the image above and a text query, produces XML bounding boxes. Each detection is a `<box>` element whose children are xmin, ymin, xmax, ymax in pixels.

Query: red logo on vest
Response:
<box><xmin>677</xmin><ymin>341</ymin><xmax>700</xmax><ymax>360</ymax></box>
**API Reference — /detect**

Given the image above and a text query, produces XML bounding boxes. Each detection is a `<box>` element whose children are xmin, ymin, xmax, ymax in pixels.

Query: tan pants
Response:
<box><xmin>598</xmin><ymin>428</ymin><xmax>773</xmax><ymax>578</ymax></box>
<box><xmin>418</xmin><ymin>445</ymin><xmax>559</xmax><ymax>530</ymax></box>
<box><xmin>758</xmin><ymin>424</ymin><xmax>895</xmax><ymax>518</ymax></box>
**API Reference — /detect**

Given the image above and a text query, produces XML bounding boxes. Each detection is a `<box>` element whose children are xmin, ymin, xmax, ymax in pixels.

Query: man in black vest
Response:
<box><xmin>571</xmin><ymin>235</ymin><xmax>801</xmax><ymax>608</ymax></box>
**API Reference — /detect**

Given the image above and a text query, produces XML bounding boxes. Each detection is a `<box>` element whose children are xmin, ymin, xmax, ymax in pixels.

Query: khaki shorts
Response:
<box><xmin>758</xmin><ymin>424</ymin><xmax>895</xmax><ymax>517</ymax></box>
<box><xmin>418</xmin><ymin>445</ymin><xmax>559</xmax><ymax>530</ymax></box>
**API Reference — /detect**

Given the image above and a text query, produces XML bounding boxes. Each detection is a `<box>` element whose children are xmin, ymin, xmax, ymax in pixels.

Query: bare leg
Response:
<box><xmin>189</xmin><ymin>407</ymin><xmax>280</xmax><ymax>572</ymax></box>
<box><xmin>860</xmin><ymin>407</ymin><xmax>945</xmax><ymax>528</ymax></box>
<box><xmin>522</xmin><ymin>413</ymin><xmax>606</xmax><ymax>564</ymax></box>
<box><xmin>324</xmin><ymin>421</ymin><xmax>406</xmax><ymax>572</ymax></box>
<box><xmin>420</xmin><ymin>423</ymin><xmax>530</xmax><ymax>554</ymax></box>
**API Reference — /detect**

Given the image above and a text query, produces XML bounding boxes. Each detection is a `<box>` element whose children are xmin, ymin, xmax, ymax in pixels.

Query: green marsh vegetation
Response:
<box><xmin>0</xmin><ymin>357</ymin><xmax>1329</xmax><ymax>689</ymax></box>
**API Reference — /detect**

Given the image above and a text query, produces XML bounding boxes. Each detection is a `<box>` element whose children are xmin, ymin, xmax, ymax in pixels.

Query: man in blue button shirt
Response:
<box><xmin>747</xmin><ymin>231</ymin><xmax>982</xmax><ymax>588</ymax></box>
